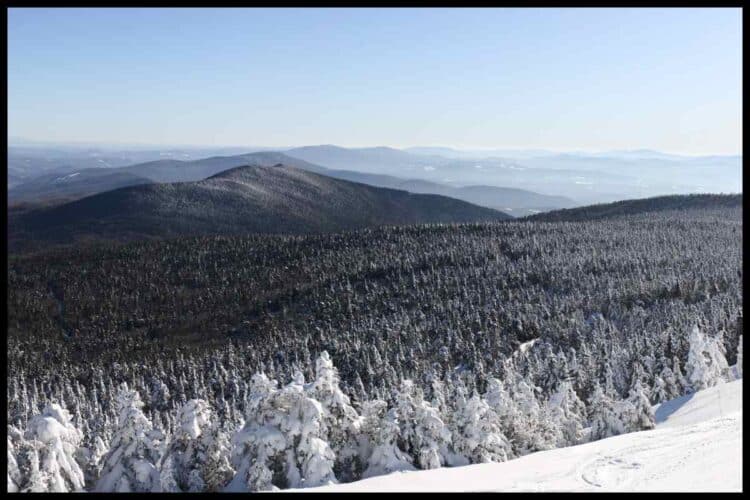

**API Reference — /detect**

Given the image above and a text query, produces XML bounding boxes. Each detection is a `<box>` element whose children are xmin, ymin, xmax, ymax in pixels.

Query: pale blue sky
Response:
<box><xmin>8</xmin><ymin>8</ymin><xmax>742</xmax><ymax>154</ymax></box>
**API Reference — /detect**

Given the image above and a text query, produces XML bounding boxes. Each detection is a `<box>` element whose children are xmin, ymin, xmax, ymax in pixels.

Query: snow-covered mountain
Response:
<box><xmin>301</xmin><ymin>378</ymin><xmax>743</xmax><ymax>492</ymax></box>
<box><xmin>8</xmin><ymin>164</ymin><xmax>509</xmax><ymax>252</ymax></box>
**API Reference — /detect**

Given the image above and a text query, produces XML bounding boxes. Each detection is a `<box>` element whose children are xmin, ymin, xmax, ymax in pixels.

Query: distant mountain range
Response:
<box><xmin>328</xmin><ymin>174</ymin><xmax>576</xmax><ymax>216</ymax></box>
<box><xmin>524</xmin><ymin>193</ymin><xmax>742</xmax><ymax>222</ymax></box>
<box><xmin>8</xmin><ymin>164</ymin><xmax>509</xmax><ymax>252</ymax></box>
<box><xmin>284</xmin><ymin>145</ymin><xmax>729</xmax><ymax>205</ymax></box>
<box><xmin>405</xmin><ymin>146</ymin><xmax>741</xmax><ymax>162</ymax></box>
<box><xmin>9</xmin><ymin>143</ymin><xmax>741</xmax><ymax>211</ymax></box>
<box><xmin>7</xmin><ymin>145</ymin><xmax>282</xmax><ymax>188</ymax></box>
<box><xmin>7</xmin><ymin>152</ymin><xmax>322</xmax><ymax>204</ymax></box>
<box><xmin>404</xmin><ymin>146</ymin><xmax>562</xmax><ymax>159</ymax></box>
<box><xmin>287</xmin><ymin>145</ymin><xmax>742</xmax><ymax>204</ymax></box>
<box><xmin>9</xmin><ymin>151</ymin><xmax>574</xmax><ymax>216</ymax></box>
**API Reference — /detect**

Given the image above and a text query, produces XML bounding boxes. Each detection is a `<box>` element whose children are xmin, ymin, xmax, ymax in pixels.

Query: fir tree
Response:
<box><xmin>452</xmin><ymin>393</ymin><xmax>512</xmax><ymax>464</ymax></box>
<box><xmin>159</xmin><ymin>399</ymin><xmax>234</xmax><ymax>492</ymax></box>
<box><xmin>623</xmin><ymin>379</ymin><xmax>656</xmax><ymax>432</ymax></box>
<box><xmin>7</xmin><ymin>426</ymin><xmax>24</xmax><ymax>493</ymax></box>
<box><xmin>23</xmin><ymin>403</ymin><xmax>85</xmax><ymax>492</ymax></box>
<box><xmin>307</xmin><ymin>352</ymin><xmax>361</xmax><ymax>482</ymax></box>
<box><xmin>736</xmin><ymin>335</ymin><xmax>743</xmax><ymax>378</ymax></box>
<box><xmin>588</xmin><ymin>383</ymin><xmax>625</xmax><ymax>440</ymax></box>
<box><xmin>361</xmin><ymin>403</ymin><xmax>415</xmax><ymax>479</ymax></box>
<box><xmin>686</xmin><ymin>326</ymin><xmax>729</xmax><ymax>392</ymax></box>
<box><xmin>96</xmin><ymin>386</ymin><xmax>163</xmax><ymax>492</ymax></box>
<box><xmin>547</xmin><ymin>380</ymin><xmax>585</xmax><ymax>446</ymax></box>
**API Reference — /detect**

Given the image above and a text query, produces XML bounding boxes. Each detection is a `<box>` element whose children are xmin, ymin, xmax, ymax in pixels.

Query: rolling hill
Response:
<box><xmin>7</xmin><ymin>169</ymin><xmax>155</xmax><ymax>205</ymax></box>
<box><xmin>524</xmin><ymin>194</ymin><xmax>743</xmax><ymax>222</ymax></box>
<box><xmin>7</xmin><ymin>144</ymin><xmax>283</xmax><ymax>187</ymax></box>
<box><xmin>287</xmin><ymin>145</ymin><xmax>743</xmax><ymax>206</ymax></box>
<box><xmin>8</xmin><ymin>151</ymin><xmax>577</xmax><ymax>215</ymax></box>
<box><xmin>7</xmin><ymin>152</ymin><xmax>326</xmax><ymax>205</ymax></box>
<box><xmin>8</xmin><ymin>164</ymin><xmax>510</xmax><ymax>252</ymax></box>
<box><xmin>287</xmin><ymin>167</ymin><xmax>577</xmax><ymax>216</ymax></box>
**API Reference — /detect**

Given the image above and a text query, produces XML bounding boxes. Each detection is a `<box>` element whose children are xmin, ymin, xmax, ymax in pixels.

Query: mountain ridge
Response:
<box><xmin>9</xmin><ymin>151</ymin><xmax>575</xmax><ymax>215</ymax></box>
<box><xmin>8</xmin><ymin>164</ymin><xmax>510</xmax><ymax>253</ymax></box>
<box><xmin>524</xmin><ymin>194</ymin><xmax>742</xmax><ymax>222</ymax></box>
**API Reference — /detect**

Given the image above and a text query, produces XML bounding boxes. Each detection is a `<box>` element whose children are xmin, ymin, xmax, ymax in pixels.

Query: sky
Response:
<box><xmin>7</xmin><ymin>8</ymin><xmax>743</xmax><ymax>155</ymax></box>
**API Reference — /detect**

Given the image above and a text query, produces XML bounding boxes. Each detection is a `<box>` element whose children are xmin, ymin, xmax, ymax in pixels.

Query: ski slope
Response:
<box><xmin>302</xmin><ymin>379</ymin><xmax>743</xmax><ymax>492</ymax></box>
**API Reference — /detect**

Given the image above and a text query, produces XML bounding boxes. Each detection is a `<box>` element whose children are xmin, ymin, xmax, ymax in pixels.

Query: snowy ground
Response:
<box><xmin>300</xmin><ymin>379</ymin><xmax>742</xmax><ymax>492</ymax></box>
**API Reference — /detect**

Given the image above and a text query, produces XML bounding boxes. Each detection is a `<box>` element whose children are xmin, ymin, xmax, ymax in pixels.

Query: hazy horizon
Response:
<box><xmin>7</xmin><ymin>136</ymin><xmax>742</xmax><ymax>159</ymax></box>
<box><xmin>9</xmin><ymin>8</ymin><xmax>742</xmax><ymax>156</ymax></box>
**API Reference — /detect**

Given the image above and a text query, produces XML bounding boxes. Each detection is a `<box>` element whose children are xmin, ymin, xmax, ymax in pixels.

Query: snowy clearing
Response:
<box><xmin>300</xmin><ymin>380</ymin><xmax>742</xmax><ymax>492</ymax></box>
<box><xmin>52</xmin><ymin>172</ymin><xmax>80</xmax><ymax>183</ymax></box>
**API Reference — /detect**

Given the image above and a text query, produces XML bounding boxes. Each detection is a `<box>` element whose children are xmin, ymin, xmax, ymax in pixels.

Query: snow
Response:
<box><xmin>21</xmin><ymin>404</ymin><xmax>86</xmax><ymax>492</ymax></box>
<box><xmin>685</xmin><ymin>325</ymin><xmax>729</xmax><ymax>392</ymax></box>
<box><xmin>517</xmin><ymin>338</ymin><xmax>540</xmax><ymax>355</ymax></box>
<box><xmin>654</xmin><ymin>377</ymin><xmax>742</xmax><ymax>428</ymax></box>
<box><xmin>52</xmin><ymin>172</ymin><xmax>80</xmax><ymax>183</ymax></box>
<box><xmin>26</xmin><ymin>416</ymin><xmax>69</xmax><ymax>444</ymax></box>
<box><xmin>297</xmin><ymin>379</ymin><xmax>742</xmax><ymax>492</ymax></box>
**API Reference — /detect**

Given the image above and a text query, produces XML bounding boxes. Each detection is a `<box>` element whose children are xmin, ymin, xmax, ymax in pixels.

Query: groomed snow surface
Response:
<box><xmin>301</xmin><ymin>379</ymin><xmax>743</xmax><ymax>492</ymax></box>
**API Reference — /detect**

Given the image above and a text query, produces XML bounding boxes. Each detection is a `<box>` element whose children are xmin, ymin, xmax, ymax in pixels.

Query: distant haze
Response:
<box><xmin>8</xmin><ymin>8</ymin><xmax>741</xmax><ymax>155</ymax></box>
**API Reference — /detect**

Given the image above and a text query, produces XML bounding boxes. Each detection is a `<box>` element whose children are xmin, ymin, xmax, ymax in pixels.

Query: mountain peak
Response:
<box><xmin>10</xmin><ymin>164</ymin><xmax>509</xmax><ymax>252</ymax></box>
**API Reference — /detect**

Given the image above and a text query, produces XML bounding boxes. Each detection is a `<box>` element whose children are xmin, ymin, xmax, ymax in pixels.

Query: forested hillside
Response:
<box><xmin>7</xmin><ymin>152</ymin><xmax>326</xmax><ymax>205</ymax></box>
<box><xmin>8</xmin><ymin>164</ymin><xmax>508</xmax><ymax>252</ymax></box>
<box><xmin>525</xmin><ymin>193</ymin><xmax>742</xmax><ymax>222</ymax></box>
<box><xmin>7</xmin><ymin>199</ymin><xmax>742</xmax><ymax>490</ymax></box>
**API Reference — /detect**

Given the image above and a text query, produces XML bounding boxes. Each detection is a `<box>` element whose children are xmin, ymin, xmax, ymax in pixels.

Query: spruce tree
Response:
<box><xmin>96</xmin><ymin>386</ymin><xmax>163</xmax><ymax>492</ymax></box>
<box><xmin>686</xmin><ymin>326</ymin><xmax>729</xmax><ymax>392</ymax></box>
<box><xmin>23</xmin><ymin>403</ymin><xmax>85</xmax><ymax>492</ymax></box>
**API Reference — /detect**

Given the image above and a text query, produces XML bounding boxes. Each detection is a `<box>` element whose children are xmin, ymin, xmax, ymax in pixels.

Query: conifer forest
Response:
<box><xmin>7</xmin><ymin>198</ymin><xmax>743</xmax><ymax>492</ymax></box>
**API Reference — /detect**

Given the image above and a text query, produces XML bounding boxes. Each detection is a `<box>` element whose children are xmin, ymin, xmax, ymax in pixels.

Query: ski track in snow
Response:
<box><xmin>574</xmin><ymin>414</ymin><xmax>740</xmax><ymax>491</ymax></box>
<box><xmin>297</xmin><ymin>379</ymin><xmax>742</xmax><ymax>492</ymax></box>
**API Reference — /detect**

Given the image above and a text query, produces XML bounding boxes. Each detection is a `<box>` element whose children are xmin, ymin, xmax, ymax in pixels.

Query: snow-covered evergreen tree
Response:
<box><xmin>22</xmin><ymin>403</ymin><xmax>85</xmax><ymax>492</ymax></box>
<box><xmin>149</xmin><ymin>379</ymin><xmax>171</xmax><ymax>413</ymax></box>
<box><xmin>355</xmin><ymin>399</ymin><xmax>382</xmax><ymax>466</ymax></box>
<box><xmin>484</xmin><ymin>378</ymin><xmax>512</xmax><ymax>415</ymax></box>
<box><xmin>307</xmin><ymin>352</ymin><xmax>361</xmax><ymax>482</ymax></box>
<box><xmin>452</xmin><ymin>393</ymin><xmax>512</xmax><ymax>464</ymax></box>
<box><xmin>429</xmin><ymin>377</ymin><xmax>448</xmax><ymax>416</ymax></box>
<box><xmin>650</xmin><ymin>375</ymin><xmax>669</xmax><ymax>405</ymax></box>
<box><xmin>588</xmin><ymin>383</ymin><xmax>626</xmax><ymax>440</ymax></box>
<box><xmin>393</xmin><ymin>379</ymin><xmax>420</xmax><ymax>462</ymax></box>
<box><xmin>737</xmin><ymin>335</ymin><xmax>743</xmax><ymax>378</ymax></box>
<box><xmin>228</xmin><ymin>373</ymin><xmax>286</xmax><ymax>492</ymax></box>
<box><xmin>686</xmin><ymin>326</ymin><xmax>729</xmax><ymax>392</ymax></box>
<box><xmin>505</xmin><ymin>377</ymin><xmax>550</xmax><ymax>454</ymax></box>
<box><xmin>658</xmin><ymin>365</ymin><xmax>681</xmax><ymax>400</ymax></box>
<box><xmin>159</xmin><ymin>399</ymin><xmax>233</xmax><ymax>492</ymax></box>
<box><xmin>76</xmin><ymin>435</ymin><xmax>108</xmax><ymax>490</ymax></box>
<box><xmin>283</xmin><ymin>375</ymin><xmax>337</xmax><ymax>488</ymax></box>
<box><xmin>361</xmin><ymin>403</ymin><xmax>415</xmax><ymax>479</ymax></box>
<box><xmin>547</xmin><ymin>380</ymin><xmax>585</xmax><ymax>446</ymax></box>
<box><xmin>672</xmin><ymin>356</ymin><xmax>689</xmax><ymax>396</ymax></box>
<box><xmin>96</xmin><ymin>386</ymin><xmax>163</xmax><ymax>492</ymax></box>
<box><xmin>228</xmin><ymin>371</ymin><xmax>336</xmax><ymax>491</ymax></box>
<box><xmin>7</xmin><ymin>425</ymin><xmax>24</xmax><ymax>493</ymax></box>
<box><xmin>412</xmin><ymin>397</ymin><xmax>451</xmax><ymax>469</ymax></box>
<box><xmin>201</xmin><ymin>421</ymin><xmax>235</xmax><ymax>492</ymax></box>
<box><xmin>622</xmin><ymin>379</ymin><xmax>656</xmax><ymax>432</ymax></box>
<box><xmin>484</xmin><ymin>377</ymin><xmax>526</xmax><ymax>453</ymax></box>
<box><xmin>13</xmin><ymin>438</ymin><xmax>46</xmax><ymax>492</ymax></box>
